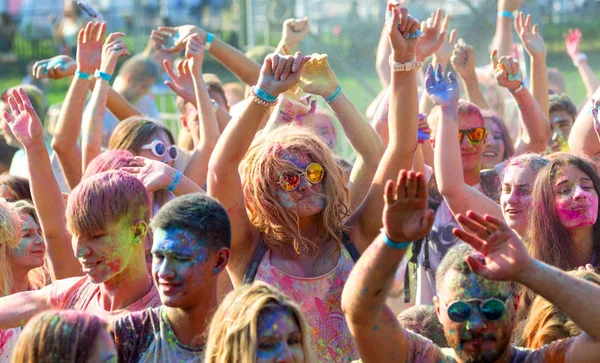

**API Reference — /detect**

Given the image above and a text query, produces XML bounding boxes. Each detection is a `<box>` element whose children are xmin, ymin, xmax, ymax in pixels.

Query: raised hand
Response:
<box><xmin>592</xmin><ymin>99</ymin><xmax>600</xmax><ymax>142</ymax></box>
<box><xmin>387</xmin><ymin>3</ymin><xmax>421</xmax><ymax>62</ymax></box>
<box><xmin>491</xmin><ymin>50</ymin><xmax>522</xmax><ymax>91</ymax></box>
<box><xmin>77</xmin><ymin>21</ymin><xmax>107</xmax><ymax>75</ymax></box>
<box><xmin>32</xmin><ymin>55</ymin><xmax>76</xmax><ymax>80</ymax></box>
<box><xmin>416</xmin><ymin>9</ymin><xmax>449</xmax><ymax>62</ymax></box>
<box><xmin>99</xmin><ymin>32</ymin><xmax>130</xmax><ymax>76</ymax></box>
<box><xmin>183</xmin><ymin>33</ymin><xmax>205</xmax><ymax>76</ymax></box>
<box><xmin>452</xmin><ymin>211</ymin><xmax>531</xmax><ymax>281</ymax></box>
<box><xmin>514</xmin><ymin>12</ymin><xmax>546</xmax><ymax>57</ymax></box>
<box><xmin>564</xmin><ymin>28</ymin><xmax>582</xmax><ymax>61</ymax></box>
<box><xmin>434</xmin><ymin>28</ymin><xmax>457</xmax><ymax>68</ymax></box>
<box><xmin>282</xmin><ymin>17</ymin><xmax>309</xmax><ymax>50</ymax></box>
<box><xmin>153</xmin><ymin>25</ymin><xmax>205</xmax><ymax>53</ymax></box>
<box><xmin>164</xmin><ymin>59</ymin><xmax>195</xmax><ymax>106</ymax></box>
<box><xmin>299</xmin><ymin>54</ymin><xmax>339</xmax><ymax>98</ymax></box>
<box><xmin>1</xmin><ymin>88</ymin><xmax>44</xmax><ymax>149</ymax></box>
<box><xmin>425</xmin><ymin>63</ymin><xmax>460</xmax><ymax>108</ymax></box>
<box><xmin>383</xmin><ymin>170</ymin><xmax>434</xmax><ymax>242</ymax></box>
<box><xmin>257</xmin><ymin>52</ymin><xmax>310</xmax><ymax>97</ymax></box>
<box><xmin>120</xmin><ymin>156</ymin><xmax>177</xmax><ymax>192</ymax></box>
<box><xmin>450</xmin><ymin>39</ymin><xmax>476</xmax><ymax>80</ymax></box>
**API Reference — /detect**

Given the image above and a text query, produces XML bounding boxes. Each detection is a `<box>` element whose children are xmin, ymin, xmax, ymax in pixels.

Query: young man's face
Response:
<box><xmin>435</xmin><ymin>271</ymin><xmax>517</xmax><ymax>363</ymax></box>
<box><xmin>151</xmin><ymin>228</ymin><xmax>220</xmax><ymax>308</ymax></box>
<box><xmin>72</xmin><ymin>217</ymin><xmax>145</xmax><ymax>284</ymax></box>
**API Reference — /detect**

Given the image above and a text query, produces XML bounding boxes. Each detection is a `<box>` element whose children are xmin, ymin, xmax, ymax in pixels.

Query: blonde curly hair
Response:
<box><xmin>204</xmin><ymin>281</ymin><xmax>313</xmax><ymax>363</ymax></box>
<box><xmin>241</xmin><ymin>125</ymin><xmax>350</xmax><ymax>257</ymax></box>
<box><xmin>0</xmin><ymin>198</ymin><xmax>24</xmax><ymax>296</ymax></box>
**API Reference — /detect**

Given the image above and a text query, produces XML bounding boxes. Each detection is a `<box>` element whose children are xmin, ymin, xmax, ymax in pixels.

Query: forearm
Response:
<box><xmin>434</xmin><ymin>107</ymin><xmax>465</xmax><ymax>195</ymax></box>
<box><xmin>491</xmin><ymin>15</ymin><xmax>513</xmax><ymax>57</ymax></box>
<box><xmin>82</xmin><ymin>79</ymin><xmax>110</xmax><ymax>170</ymax></box>
<box><xmin>390</xmin><ymin>70</ymin><xmax>418</xmax><ymax>159</ymax></box>
<box><xmin>210</xmin><ymin>38</ymin><xmax>261</xmax><ymax>86</ymax></box>
<box><xmin>512</xmin><ymin>87</ymin><xmax>550</xmax><ymax>154</ymax></box>
<box><xmin>171</xmin><ymin>175</ymin><xmax>205</xmax><ymax>196</ymax></box>
<box><xmin>530</xmin><ymin>55</ymin><xmax>549</xmax><ymax>118</ymax></box>
<box><xmin>569</xmin><ymin>93</ymin><xmax>600</xmax><ymax>162</ymax></box>
<box><xmin>517</xmin><ymin>259</ymin><xmax>600</xmax><ymax>341</ymax></box>
<box><xmin>106</xmin><ymin>87</ymin><xmax>140</xmax><ymax>121</ymax></box>
<box><xmin>577</xmin><ymin>61</ymin><xmax>600</xmax><ymax>98</ymax></box>
<box><xmin>25</xmin><ymin>143</ymin><xmax>80</xmax><ymax>279</ymax></box>
<box><xmin>376</xmin><ymin>27</ymin><xmax>392</xmax><ymax>87</ymax></box>
<box><xmin>215</xmin><ymin>107</ymin><xmax>232</xmax><ymax>132</ymax></box>
<box><xmin>0</xmin><ymin>290</ymin><xmax>51</xmax><ymax>329</ymax></box>
<box><xmin>461</xmin><ymin>74</ymin><xmax>490</xmax><ymax>110</ymax></box>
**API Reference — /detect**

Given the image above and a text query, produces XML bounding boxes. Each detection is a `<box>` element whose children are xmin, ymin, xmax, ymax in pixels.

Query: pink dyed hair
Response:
<box><xmin>66</xmin><ymin>170</ymin><xmax>150</xmax><ymax>238</ymax></box>
<box><xmin>457</xmin><ymin>99</ymin><xmax>484</xmax><ymax>127</ymax></box>
<box><xmin>83</xmin><ymin>150</ymin><xmax>140</xmax><ymax>179</ymax></box>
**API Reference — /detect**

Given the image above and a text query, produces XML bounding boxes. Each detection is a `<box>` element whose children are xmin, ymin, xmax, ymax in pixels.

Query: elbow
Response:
<box><xmin>51</xmin><ymin>137</ymin><xmax>66</xmax><ymax>155</ymax></box>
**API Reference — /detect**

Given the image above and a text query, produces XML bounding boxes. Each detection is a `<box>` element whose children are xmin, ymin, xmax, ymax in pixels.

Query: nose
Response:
<box><xmin>465</xmin><ymin>308</ymin><xmax>487</xmax><ymax>334</ymax></box>
<box><xmin>573</xmin><ymin>185</ymin><xmax>589</xmax><ymax>200</ymax></box>
<box><xmin>296</xmin><ymin>174</ymin><xmax>311</xmax><ymax>193</ymax></box>
<box><xmin>157</xmin><ymin>258</ymin><xmax>176</xmax><ymax>280</ymax></box>
<box><xmin>551</xmin><ymin>128</ymin><xmax>560</xmax><ymax>142</ymax></box>
<box><xmin>73</xmin><ymin>236</ymin><xmax>91</xmax><ymax>258</ymax></box>
<box><xmin>460</xmin><ymin>134</ymin><xmax>471</xmax><ymax>149</ymax></box>
<box><xmin>275</xmin><ymin>344</ymin><xmax>294</xmax><ymax>362</ymax></box>
<box><xmin>506</xmin><ymin>189</ymin><xmax>519</xmax><ymax>206</ymax></box>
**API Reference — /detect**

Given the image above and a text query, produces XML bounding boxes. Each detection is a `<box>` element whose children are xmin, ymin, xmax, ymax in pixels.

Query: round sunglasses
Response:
<box><xmin>438</xmin><ymin>293</ymin><xmax>513</xmax><ymax>323</ymax></box>
<box><xmin>141</xmin><ymin>140</ymin><xmax>178</xmax><ymax>160</ymax></box>
<box><xmin>279</xmin><ymin>163</ymin><xmax>325</xmax><ymax>192</ymax></box>
<box><xmin>458</xmin><ymin>127</ymin><xmax>486</xmax><ymax>144</ymax></box>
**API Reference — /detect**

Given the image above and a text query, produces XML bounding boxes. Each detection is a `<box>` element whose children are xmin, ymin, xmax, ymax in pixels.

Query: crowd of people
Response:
<box><xmin>0</xmin><ymin>0</ymin><xmax>600</xmax><ymax>361</ymax></box>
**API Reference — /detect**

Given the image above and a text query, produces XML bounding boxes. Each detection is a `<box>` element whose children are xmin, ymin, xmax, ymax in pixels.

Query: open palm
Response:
<box><xmin>77</xmin><ymin>22</ymin><xmax>107</xmax><ymax>74</ymax></box>
<box><xmin>425</xmin><ymin>64</ymin><xmax>459</xmax><ymax>108</ymax></box>
<box><xmin>515</xmin><ymin>12</ymin><xmax>546</xmax><ymax>57</ymax></box>
<box><xmin>2</xmin><ymin>89</ymin><xmax>43</xmax><ymax>149</ymax></box>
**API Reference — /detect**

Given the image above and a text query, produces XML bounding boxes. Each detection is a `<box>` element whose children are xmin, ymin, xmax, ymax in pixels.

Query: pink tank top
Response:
<box><xmin>255</xmin><ymin>245</ymin><xmax>358</xmax><ymax>362</ymax></box>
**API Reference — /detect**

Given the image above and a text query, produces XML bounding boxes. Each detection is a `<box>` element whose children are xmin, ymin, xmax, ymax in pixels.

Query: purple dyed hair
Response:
<box><xmin>83</xmin><ymin>150</ymin><xmax>140</xmax><ymax>179</ymax></box>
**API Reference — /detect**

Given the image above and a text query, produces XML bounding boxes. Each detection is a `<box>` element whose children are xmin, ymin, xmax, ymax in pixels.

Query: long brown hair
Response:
<box><xmin>0</xmin><ymin>175</ymin><xmax>31</xmax><ymax>202</ymax></box>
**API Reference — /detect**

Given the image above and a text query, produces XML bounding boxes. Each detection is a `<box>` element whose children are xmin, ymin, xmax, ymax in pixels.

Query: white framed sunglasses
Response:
<box><xmin>141</xmin><ymin>140</ymin><xmax>178</xmax><ymax>160</ymax></box>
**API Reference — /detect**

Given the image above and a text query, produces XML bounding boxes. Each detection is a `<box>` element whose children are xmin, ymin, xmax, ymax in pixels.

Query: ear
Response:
<box><xmin>212</xmin><ymin>247</ymin><xmax>230</xmax><ymax>276</ymax></box>
<box><xmin>433</xmin><ymin>296</ymin><xmax>441</xmax><ymax>317</ymax></box>
<box><xmin>132</xmin><ymin>221</ymin><xmax>149</xmax><ymax>245</ymax></box>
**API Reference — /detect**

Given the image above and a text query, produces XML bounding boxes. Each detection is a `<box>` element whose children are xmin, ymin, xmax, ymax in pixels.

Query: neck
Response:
<box><xmin>569</xmin><ymin>225</ymin><xmax>595</xmax><ymax>266</ymax></box>
<box><xmin>11</xmin><ymin>268</ymin><xmax>30</xmax><ymax>294</ymax></box>
<box><xmin>491</xmin><ymin>344</ymin><xmax>514</xmax><ymax>363</ymax></box>
<box><xmin>463</xmin><ymin>168</ymin><xmax>481</xmax><ymax>186</ymax></box>
<box><xmin>99</xmin><ymin>257</ymin><xmax>153</xmax><ymax>311</ymax></box>
<box><xmin>165</xmin><ymin>287</ymin><xmax>218</xmax><ymax>347</ymax></box>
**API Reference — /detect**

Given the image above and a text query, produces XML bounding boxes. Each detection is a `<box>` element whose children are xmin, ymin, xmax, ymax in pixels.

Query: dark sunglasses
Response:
<box><xmin>458</xmin><ymin>127</ymin><xmax>486</xmax><ymax>144</ymax></box>
<box><xmin>439</xmin><ymin>293</ymin><xmax>513</xmax><ymax>323</ymax></box>
<box><xmin>279</xmin><ymin>163</ymin><xmax>325</xmax><ymax>192</ymax></box>
<box><xmin>141</xmin><ymin>140</ymin><xmax>178</xmax><ymax>160</ymax></box>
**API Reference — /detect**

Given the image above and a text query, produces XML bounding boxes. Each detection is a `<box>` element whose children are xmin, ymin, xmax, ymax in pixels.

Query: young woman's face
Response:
<box><xmin>87</xmin><ymin>328</ymin><xmax>118</xmax><ymax>363</ymax></box>
<box><xmin>9</xmin><ymin>213</ymin><xmax>45</xmax><ymax>271</ymax></box>
<box><xmin>136</xmin><ymin>130</ymin><xmax>176</xmax><ymax>167</ymax></box>
<box><xmin>500</xmin><ymin>164</ymin><xmax>537</xmax><ymax>235</ymax></box>
<box><xmin>256</xmin><ymin>308</ymin><xmax>305</xmax><ymax>363</ymax></box>
<box><xmin>553</xmin><ymin>165</ymin><xmax>599</xmax><ymax>230</ymax></box>
<box><xmin>274</xmin><ymin>150</ymin><xmax>326</xmax><ymax>219</ymax></box>
<box><xmin>482</xmin><ymin>118</ymin><xmax>506</xmax><ymax>169</ymax></box>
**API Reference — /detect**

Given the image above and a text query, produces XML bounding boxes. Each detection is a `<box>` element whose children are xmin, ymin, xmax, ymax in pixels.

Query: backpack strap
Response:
<box><xmin>242</xmin><ymin>235</ymin><xmax>268</xmax><ymax>285</ymax></box>
<box><xmin>341</xmin><ymin>231</ymin><xmax>361</xmax><ymax>263</ymax></box>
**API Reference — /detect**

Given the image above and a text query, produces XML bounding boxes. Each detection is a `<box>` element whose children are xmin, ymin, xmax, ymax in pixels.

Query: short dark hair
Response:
<box><xmin>398</xmin><ymin>305</ymin><xmax>447</xmax><ymax>347</ymax></box>
<box><xmin>150</xmin><ymin>193</ymin><xmax>231</xmax><ymax>251</ymax></box>
<box><xmin>0</xmin><ymin>175</ymin><xmax>31</xmax><ymax>201</ymax></box>
<box><xmin>549</xmin><ymin>93</ymin><xmax>577</xmax><ymax>121</ymax></box>
<box><xmin>435</xmin><ymin>243</ymin><xmax>474</xmax><ymax>292</ymax></box>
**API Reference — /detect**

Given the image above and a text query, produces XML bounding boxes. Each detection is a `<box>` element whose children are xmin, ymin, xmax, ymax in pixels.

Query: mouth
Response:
<box><xmin>572</xmin><ymin>206</ymin><xmax>592</xmax><ymax>212</ymax></box>
<box><xmin>159</xmin><ymin>282</ymin><xmax>183</xmax><ymax>293</ymax></box>
<box><xmin>81</xmin><ymin>260</ymin><xmax>101</xmax><ymax>272</ymax></box>
<box><xmin>461</xmin><ymin>338</ymin><xmax>495</xmax><ymax>350</ymax></box>
<box><xmin>504</xmin><ymin>208</ymin><xmax>521</xmax><ymax>216</ymax></box>
<box><xmin>483</xmin><ymin>151</ymin><xmax>498</xmax><ymax>157</ymax></box>
<box><xmin>30</xmin><ymin>248</ymin><xmax>46</xmax><ymax>256</ymax></box>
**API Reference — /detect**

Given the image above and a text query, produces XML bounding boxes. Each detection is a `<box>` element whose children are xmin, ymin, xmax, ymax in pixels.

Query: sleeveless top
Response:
<box><xmin>249</xmin><ymin>234</ymin><xmax>360</xmax><ymax>362</ymax></box>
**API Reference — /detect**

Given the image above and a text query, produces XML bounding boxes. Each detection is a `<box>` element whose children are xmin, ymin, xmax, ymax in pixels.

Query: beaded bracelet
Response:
<box><xmin>325</xmin><ymin>85</ymin><xmax>342</xmax><ymax>103</ymax></box>
<box><xmin>167</xmin><ymin>170</ymin><xmax>182</xmax><ymax>193</ymax></box>
<box><xmin>75</xmin><ymin>70</ymin><xmax>92</xmax><ymax>80</ymax></box>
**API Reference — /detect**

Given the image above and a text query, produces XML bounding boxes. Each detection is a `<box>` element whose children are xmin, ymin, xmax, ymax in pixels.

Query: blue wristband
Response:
<box><xmin>167</xmin><ymin>170</ymin><xmax>182</xmax><ymax>193</ymax></box>
<box><xmin>253</xmin><ymin>87</ymin><xmax>277</xmax><ymax>103</ymax></box>
<box><xmin>497</xmin><ymin>10</ymin><xmax>515</xmax><ymax>18</ymax></box>
<box><xmin>75</xmin><ymin>70</ymin><xmax>91</xmax><ymax>80</ymax></box>
<box><xmin>324</xmin><ymin>85</ymin><xmax>342</xmax><ymax>103</ymax></box>
<box><xmin>418</xmin><ymin>129</ymin><xmax>431</xmax><ymax>142</ymax></box>
<box><xmin>205</xmin><ymin>32</ymin><xmax>214</xmax><ymax>51</ymax></box>
<box><xmin>94</xmin><ymin>70</ymin><xmax>112</xmax><ymax>82</ymax></box>
<box><xmin>383</xmin><ymin>232</ymin><xmax>412</xmax><ymax>250</ymax></box>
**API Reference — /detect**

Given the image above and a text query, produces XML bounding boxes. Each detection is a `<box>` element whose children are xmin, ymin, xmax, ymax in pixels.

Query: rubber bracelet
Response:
<box><xmin>573</xmin><ymin>53</ymin><xmax>587</xmax><ymax>67</ymax></box>
<box><xmin>497</xmin><ymin>10</ymin><xmax>515</xmax><ymax>18</ymax></box>
<box><xmin>325</xmin><ymin>85</ymin><xmax>342</xmax><ymax>103</ymax></box>
<box><xmin>94</xmin><ymin>70</ymin><xmax>111</xmax><ymax>82</ymax></box>
<box><xmin>75</xmin><ymin>70</ymin><xmax>92</xmax><ymax>80</ymax></box>
<box><xmin>205</xmin><ymin>32</ymin><xmax>214</xmax><ymax>51</ymax></box>
<box><xmin>382</xmin><ymin>232</ymin><xmax>412</xmax><ymax>250</ymax></box>
<box><xmin>253</xmin><ymin>87</ymin><xmax>277</xmax><ymax>103</ymax></box>
<box><xmin>510</xmin><ymin>83</ymin><xmax>524</xmax><ymax>94</ymax></box>
<box><xmin>167</xmin><ymin>170</ymin><xmax>182</xmax><ymax>193</ymax></box>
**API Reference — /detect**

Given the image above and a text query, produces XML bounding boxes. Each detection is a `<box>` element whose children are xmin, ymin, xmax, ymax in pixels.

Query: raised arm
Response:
<box><xmin>300</xmin><ymin>55</ymin><xmax>385</xmax><ymax>212</ymax></box>
<box><xmin>51</xmin><ymin>22</ymin><xmax>105</xmax><ymax>189</ymax></box>
<box><xmin>375</xmin><ymin>24</ymin><xmax>392</xmax><ymax>88</ymax></box>
<box><xmin>347</xmin><ymin>5</ymin><xmax>421</xmax><ymax>251</ymax></box>
<box><xmin>491</xmin><ymin>51</ymin><xmax>550</xmax><ymax>154</ymax></box>
<box><xmin>569</xmin><ymin>90</ymin><xmax>600</xmax><ymax>162</ymax></box>
<box><xmin>2</xmin><ymin>89</ymin><xmax>81</xmax><ymax>279</ymax></box>
<box><xmin>453</xmin><ymin>211</ymin><xmax>600</xmax><ymax>360</ymax></box>
<box><xmin>491</xmin><ymin>0</ymin><xmax>522</xmax><ymax>57</ymax></box>
<box><xmin>427</xmin><ymin>65</ymin><xmax>504</xmax><ymax>221</ymax></box>
<box><xmin>451</xmin><ymin>39</ymin><xmax>490</xmax><ymax>110</ymax></box>
<box><xmin>565</xmin><ymin>28</ymin><xmax>600</xmax><ymax>100</ymax></box>
<box><xmin>515</xmin><ymin>12</ymin><xmax>549</xmax><ymax>118</ymax></box>
<box><xmin>208</xmin><ymin>53</ymin><xmax>309</xmax><ymax>286</ymax></box>
<box><xmin>342</xmin><ymin>170</ymin><xmax>435</xmax><ymax>362</ymax></box>
<box><xmin>154</xmin><ymin>25</ymin><xmax>260</xmax><ymax>86</ymax></box>
<box><xmin>81</xmin><ymin>32</ymin><xmax>130</xmax><ymax>171</ymax></box>
<box><xmin>179</xmin><ymin>34</ymin><xmax>221</xmax><ymax>189</ymax></box>
<box><xmin>275</xmin><ymin>17</ymin><xmax>309</xmax><ymax>54</ymax></box>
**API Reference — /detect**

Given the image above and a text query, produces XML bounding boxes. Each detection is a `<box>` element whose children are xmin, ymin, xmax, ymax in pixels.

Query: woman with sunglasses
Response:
<box><xmin>208</xmin><ymin>7</ymin><xmax>422</xmax><ymax>362</ymax></box>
